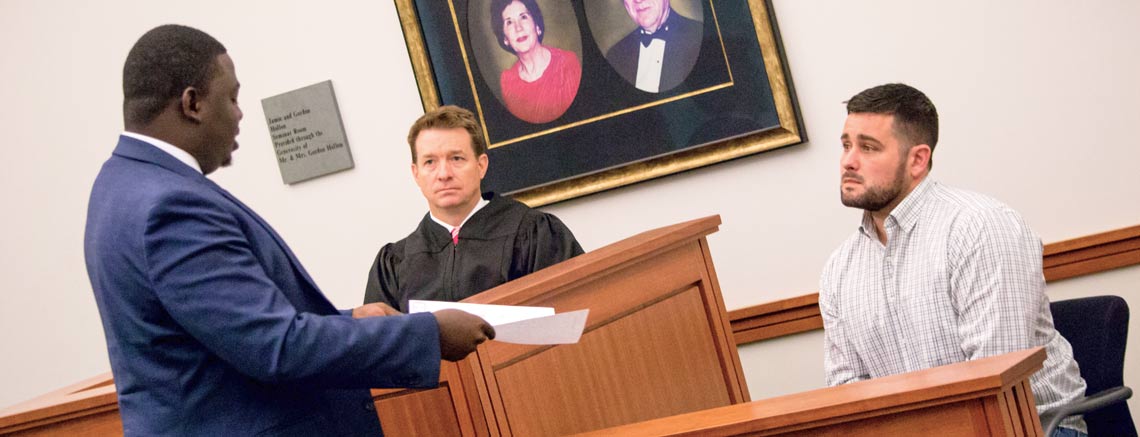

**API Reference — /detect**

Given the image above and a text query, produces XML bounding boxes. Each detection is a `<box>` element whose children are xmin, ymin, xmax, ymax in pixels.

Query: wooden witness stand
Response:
<box><xmin>577</xmin><ymin>347</ymin><xmax>1048</xmax><ymax>437</ymax></box>
<box><xmin>1</xmin><ymin>216</ymin><xmax>750</xmax><ymax>436</ymax></box>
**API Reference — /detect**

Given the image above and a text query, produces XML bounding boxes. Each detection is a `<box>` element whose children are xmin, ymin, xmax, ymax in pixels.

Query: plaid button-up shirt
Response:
<box><xmin>821</xmin><ymin>178</ymin><xmax>1087</xmax><ymax>432</ymax></box>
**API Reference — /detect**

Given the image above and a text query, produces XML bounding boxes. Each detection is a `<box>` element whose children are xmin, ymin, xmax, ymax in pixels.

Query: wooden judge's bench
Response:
<box><xmin>0</xmin><ymin>216</ymin><xmax>1047</xmax><ymax>436</ymax></box>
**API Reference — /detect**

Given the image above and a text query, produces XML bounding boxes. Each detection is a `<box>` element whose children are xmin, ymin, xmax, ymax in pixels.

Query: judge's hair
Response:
<box><xmin>123</xmin><ymin>24</ymin><xmax>227</xmax><ymax>128</ymax></box>
<box><xmin>491</xmin><ymin>0</ymin><xmax>545</xmax><ymax>54</ymax></box>
<box><xmin>407</xmin><ymin>105</ymin><xmax>487</xmax><ymax>163</ymax></box>
<box><xmin>845</xmin><ymin>83</ymin><xmax>939</xmax><ymax>169</ymax></box>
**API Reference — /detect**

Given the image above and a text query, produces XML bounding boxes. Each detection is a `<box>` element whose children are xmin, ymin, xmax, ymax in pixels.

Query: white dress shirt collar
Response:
<box><xmin>121</xmin><ymin>131</ymin><xmax>202</xmax><ymax>174</ymax></box>
<box><xmin>429</xmin><ymin>198</ymin><xmax>490</xmax><ymax>231</ymax></box>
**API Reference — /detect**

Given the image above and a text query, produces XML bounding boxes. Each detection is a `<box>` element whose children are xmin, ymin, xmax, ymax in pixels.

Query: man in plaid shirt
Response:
<box><xmin>820</xmin><ymin>83</ymin><xmax>1088</xmax><ymax>437</ymax></box>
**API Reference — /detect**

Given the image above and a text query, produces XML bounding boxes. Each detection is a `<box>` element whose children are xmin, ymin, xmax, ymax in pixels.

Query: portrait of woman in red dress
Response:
<box><xmin>491</xmin><ymin>0</ymin><xmax>582</xmax><ymax>124</ymax></box>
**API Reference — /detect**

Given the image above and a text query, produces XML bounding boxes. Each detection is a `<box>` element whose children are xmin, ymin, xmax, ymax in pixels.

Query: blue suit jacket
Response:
<box><xmin>85</xmin><ymin>135</ymin><xmax>441</xmax><ymax>436</ymax></box>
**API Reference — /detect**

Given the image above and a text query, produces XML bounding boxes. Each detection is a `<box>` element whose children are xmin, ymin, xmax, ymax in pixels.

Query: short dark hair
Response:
<box><xmin>846</xmin><ymin>83</ymin><xmax>939</xmax><ymax>168</ymax></box>
<box><xmin>123</xmin><ymin>24</ymin><xmax>227</xmax><ymax>127</ymax></box>
<box><xmin>490</xmin><ymin>0</ymin><xmax>545</xmax><ymax>54</ymax></box>
<box><xmin>407</xmin><ymin>105</ymin><xmax>487</xmax><ymax>163</ymax></box>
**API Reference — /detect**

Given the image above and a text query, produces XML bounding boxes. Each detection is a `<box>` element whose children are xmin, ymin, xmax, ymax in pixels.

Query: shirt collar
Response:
<box><xmin>857</xmin><ymin>177</ymin><xmax>936</xmax><ymax>238</ymax></box>
<box><xmin>121</xmin><ymin>132</ymin><xmax>202</xmax><ymax>174</ymax></box>
<box><xmin>890</xmin><ymin>177</ymin><xmax>935</xmax><ymax>233</ymax></box>
<box><xmin>429</xmin><ymin>198</ymin><xmax>490</xmax><ymax>231</ymax></box>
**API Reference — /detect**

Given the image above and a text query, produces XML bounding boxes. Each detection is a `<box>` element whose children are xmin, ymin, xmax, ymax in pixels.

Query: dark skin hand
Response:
<box><xmin>434</xmin><ymin>309</ymin><xmax>496</xmax><ymax>361</ymax></box>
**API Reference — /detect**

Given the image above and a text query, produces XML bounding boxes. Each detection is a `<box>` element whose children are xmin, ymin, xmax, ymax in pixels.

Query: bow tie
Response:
<box><xmin>639</xmin><ymin>27</ymin><xmax>667</xmax><ymax>47</ymax></box>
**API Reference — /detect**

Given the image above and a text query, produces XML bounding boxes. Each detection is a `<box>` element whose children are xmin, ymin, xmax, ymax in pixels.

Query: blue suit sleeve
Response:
<box><xmin>142</xmin><ymin>189</ymin><xmax>440</xmax><ymax>388</ymax></box>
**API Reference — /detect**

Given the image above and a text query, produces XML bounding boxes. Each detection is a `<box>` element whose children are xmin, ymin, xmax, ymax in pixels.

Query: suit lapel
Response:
<box><xmin>114</xmin><ymin>135</ymin><xmax>330</xmax><ymax>310</ymax></box>
<box><xmin>198</xmin><ymin>177</ymin><xmax>326</xmax><ymax>303</ymax></box>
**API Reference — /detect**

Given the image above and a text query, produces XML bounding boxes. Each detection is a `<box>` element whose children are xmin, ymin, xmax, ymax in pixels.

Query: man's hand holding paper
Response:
<box><xmin>410</xmin><ymin>300</ymin><xmax>588</xmax><ymax>345</ymax></box>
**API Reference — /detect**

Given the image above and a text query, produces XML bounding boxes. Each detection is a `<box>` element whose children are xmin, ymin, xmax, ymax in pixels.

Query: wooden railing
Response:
<box><xmin>730</xmin><ymin>224</ymin><xmax>1140</xmax><ymax>346</ymax></box>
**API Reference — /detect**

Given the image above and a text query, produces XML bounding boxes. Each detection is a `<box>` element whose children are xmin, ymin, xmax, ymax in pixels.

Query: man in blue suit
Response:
<box><xmin>85</xmin><ymin>24</ymin><xmax>495</xmax><ymax>436</ymax></box>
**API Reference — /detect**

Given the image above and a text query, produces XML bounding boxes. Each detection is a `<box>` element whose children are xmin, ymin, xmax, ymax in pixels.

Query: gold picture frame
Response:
<box><xmin>395</xmin><ymin>0</ymin><xmax>803</xmax><ymax>206</ymax></box>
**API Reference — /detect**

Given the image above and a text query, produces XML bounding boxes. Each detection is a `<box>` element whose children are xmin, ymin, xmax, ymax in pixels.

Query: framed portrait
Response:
<box><xmin>395</xmin><ymin>0</ymin><xmax>804</xmax><ymax>206</ymax></box>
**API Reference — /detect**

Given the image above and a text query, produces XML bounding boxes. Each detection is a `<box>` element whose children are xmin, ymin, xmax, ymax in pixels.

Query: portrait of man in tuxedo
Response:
<box><xmin>605</xmin><ymin>0</ymin><xmax>703</xmax><ymax>93</ymax></box>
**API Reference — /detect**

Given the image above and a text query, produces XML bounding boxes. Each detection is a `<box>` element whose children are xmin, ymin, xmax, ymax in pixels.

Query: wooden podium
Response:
<box><xmin>370</xmin><ymin>215</ymin><xmax>748</xmax><ymax>436</ymax></box>
<box><xmin>1</xmin><ymin>216</ymin><xmax>749</xmax><ymax>436</ymax></box>
<box><xmin>575</xmin><ymin>347</ymin><xmax>1049</xmax><ymax>436</ymax></box>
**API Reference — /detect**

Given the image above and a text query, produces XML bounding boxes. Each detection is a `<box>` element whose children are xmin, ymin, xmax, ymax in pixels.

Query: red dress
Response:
<box><xmin>500</xmin><ymin>47</ymin><xmax>581</xmax><ymax>124</ymax></box>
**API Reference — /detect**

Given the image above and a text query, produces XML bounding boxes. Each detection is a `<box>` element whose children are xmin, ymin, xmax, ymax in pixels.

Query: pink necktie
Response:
<box><xmin>450</xmin><ymin>227</ymin><xmax>460</xmax><ymax>245</ymax></box>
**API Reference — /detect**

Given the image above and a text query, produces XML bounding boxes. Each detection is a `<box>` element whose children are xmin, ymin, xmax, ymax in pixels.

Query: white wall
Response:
<box><xmin>1</xmin><ymin>0</ymin><xmax>1138</xmax><ymax>415</ymax></box>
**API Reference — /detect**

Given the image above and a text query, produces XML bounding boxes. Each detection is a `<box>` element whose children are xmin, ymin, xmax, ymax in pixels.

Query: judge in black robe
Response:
<box><xmin>364</xmin><ymin>193</ymin><xmax>583</xmax><ymax>312</ymax></box>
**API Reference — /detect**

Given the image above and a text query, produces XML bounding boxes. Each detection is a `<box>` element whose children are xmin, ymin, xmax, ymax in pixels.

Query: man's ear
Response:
<box><xmin>477</xmin><ymin>153</ymin><xmax>489</xmax><ymax>179</ymax></box>
<box><xmin>180</xmin><ymin>87</ymin><xmax>203</xmax><ymax>123</ymax></box>
<box><xmin>909</xmin><ymin>144</ymin><xmax>931</xmax><ymax>178</ymax></box>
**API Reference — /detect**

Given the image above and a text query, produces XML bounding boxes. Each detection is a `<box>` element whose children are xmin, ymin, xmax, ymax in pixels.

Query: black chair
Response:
<box><xmin>1040</xmin><ymin>295</ymin><xmax>1136</xmax><ymax>436</ymax></box>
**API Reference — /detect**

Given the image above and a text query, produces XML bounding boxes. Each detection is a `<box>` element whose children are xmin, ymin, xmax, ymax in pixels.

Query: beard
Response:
<box><xmin>840</xmin><ymin>159</ymin><xmax>907</xmax><ymax>212</ymax></box>
<box><xmin>219</xmin><ymin>141</ymin><xmax>238</xmax><ymax>168</ymax></box>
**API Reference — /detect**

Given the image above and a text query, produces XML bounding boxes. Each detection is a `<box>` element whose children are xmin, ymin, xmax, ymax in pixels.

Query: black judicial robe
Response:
<box><xmin>364</xmin><ymin>195</ymin><xmax>584</xmax><ymax>312</ymax></box>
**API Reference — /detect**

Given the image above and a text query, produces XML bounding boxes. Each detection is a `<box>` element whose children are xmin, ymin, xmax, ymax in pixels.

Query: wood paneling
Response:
<box><xmin>495</xmin><ymin>288</ymin><xmax>729</xmax><ymax>436</ymax></box>
<box><xmin>374</xmin><ymin>386</ymin><xmax>463</xmax><ymax>437</ymax></box>
<box><xmin>574</xmin><ymin>348</ymin><xmax>1047</xmax><ymax>436</ymax></box>
<box><xmin>370</xmin><ymin>361</ymin><xmax>476</xmax><ymax>437</ymax></box>
<box><xmin>729</xmin><ymin>293</ymin><xmax>821</xmax><ymax>345</ymax></box>
<box><xmin>0</xmin><ymin>373</ymin><xmax>120</xmax><ymax>435</ymax></box>
<box><xmin>3</xmin><ymin>410</ymin><xmax>122</xmax><ymax>437</ymax></box>
<box><xmin>481</xmin><ymin>242</ymin><xmax>707</xmax><ymax>368</ymax></box>
<box><xmin>730</xmin><ymin>224</ymin><xmax>1140</xmax><ymax>346</ymax></box>
<box><xmin>1043</xmin><ymin>224</ymin><xmax>1140</xmax><ymax>281</ymax></box>
<box><xmin>457</xmin><ymin>215</ymin><xmax>749</xmax><ymax>436</ymax></box>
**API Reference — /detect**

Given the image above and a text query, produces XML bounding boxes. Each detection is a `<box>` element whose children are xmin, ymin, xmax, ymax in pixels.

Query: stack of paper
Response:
<box><xmin>408</xmin><ymin>300</ymin><xmax>589</xmax><ymax>345</ymax></box>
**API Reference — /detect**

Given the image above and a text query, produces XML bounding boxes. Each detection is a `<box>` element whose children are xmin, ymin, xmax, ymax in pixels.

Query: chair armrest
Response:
<box><xmin>1041</xmin><ymin>386</ymin><xmax>1133</xmax><ymax>435</ymax></box>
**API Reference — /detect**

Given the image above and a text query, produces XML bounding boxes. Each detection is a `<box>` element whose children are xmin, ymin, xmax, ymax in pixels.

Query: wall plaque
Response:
<box><xmin>261</xmin><ymin>80</ymin><xmax>353</xmax><ymax>184</ymax></box>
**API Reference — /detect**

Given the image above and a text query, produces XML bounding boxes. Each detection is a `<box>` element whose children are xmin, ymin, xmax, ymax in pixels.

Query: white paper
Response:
<box><xmin>407</xmin><ymin>300</ymin><xmax>588</xmax><ymax>345</ymax></box>
<box><xmin>408</xmin><ymin>300</ymin><xmax>553</xmax><ymax>326</ymax></box>
<box><xmin>493</xmin><ymin>309</ymin><xmax>589</xmax><ymax>345</ymax></box>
